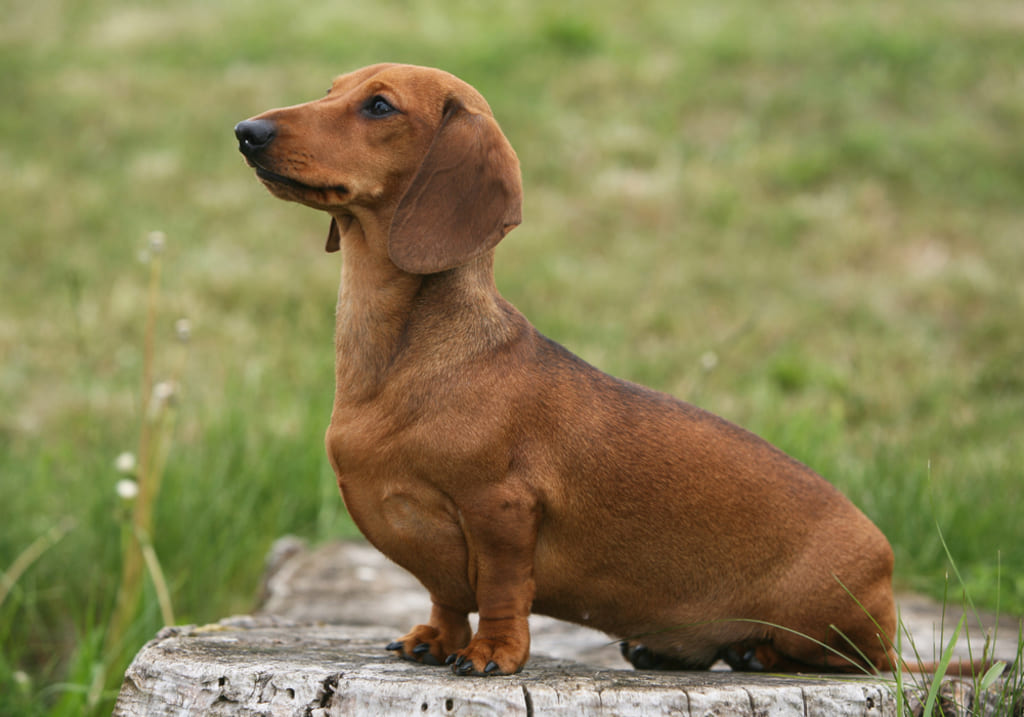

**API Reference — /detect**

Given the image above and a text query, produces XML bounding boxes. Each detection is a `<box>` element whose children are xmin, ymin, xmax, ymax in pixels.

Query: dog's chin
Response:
<box><xmin>254</xmin><ymin>167</ymin><xmax>349</xmax><ymax>210</ymax></box>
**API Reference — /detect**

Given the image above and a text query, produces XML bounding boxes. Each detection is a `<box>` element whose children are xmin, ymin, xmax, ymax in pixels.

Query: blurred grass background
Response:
<box><xmin>2</xmin><ymin>0</ymin><xmax>1022</xmax><ymax>713</ymax></box>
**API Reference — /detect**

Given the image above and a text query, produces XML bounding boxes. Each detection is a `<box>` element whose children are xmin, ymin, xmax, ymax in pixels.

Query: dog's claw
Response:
<box><xmin>622</xmin><ymin>641</ymin><xmax>707</xmax><ymax>671</ymax></box>
<box><xmin>445</xmin><ymin>654</ymin><xmax>458</xmax><ymax>665</ymax></box>
<box><xmin>457</xmin><ymin>660</ymin><xmax>474</xmax><ymax>675</ymax></box>
<box><xmin>720</xmin><ymin>644</ymin><xmax>766</xmax><ymax>672</ymax></box>
<box><xmin>383</xmin><ymin>641</ymin><xmax>441</xmax><ymax>666</ymax></box>
<box><xmin>484</xmin><ymin>661</ymin><xmax>500</xmax><ymax>674</ymax></box>
<box><xmin>627</xmin><ymin>644</ymin><xmax>657</xmax><ymax>670</ymax></box>
<box><xmin>411</xmin><ymin>642</ymin><xmax>441</xmax><ymax>665</ymax></box>
<box><xmin>741</xmin><ymin>649</ymin><xmax>765</xmax><ymax>672</ymax></box>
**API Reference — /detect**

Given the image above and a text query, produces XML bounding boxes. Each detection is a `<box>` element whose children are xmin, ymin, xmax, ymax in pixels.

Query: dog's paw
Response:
<box><xmin>445</xmin><ymin>617</ymin><xmax>529</xmax><ymax>676</ymax></box>
<box><xmin>446</xmin><ymin>637</ymin><xmax>527</xmax><ymax>676</ymax></box>
<box><xmin>619</xmin><ymin>641</ymin><xmax>712</xmax><ymax>671</ymax></box>
<box><xmin>386</xmin><ymin>624</ymin><xmax>464</xmax><ymax>667</ymax></box>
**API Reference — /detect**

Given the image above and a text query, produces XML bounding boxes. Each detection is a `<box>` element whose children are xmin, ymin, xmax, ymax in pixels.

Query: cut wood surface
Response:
<box><xmin>114</xmin><ymin>538</ymin><xmax>1020</xmax><ymax>716</ymax></box>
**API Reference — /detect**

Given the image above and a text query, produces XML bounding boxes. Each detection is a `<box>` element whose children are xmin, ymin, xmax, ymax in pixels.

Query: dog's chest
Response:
<box><xmin>325</xmin><ymin>405</ymin><xmax>458</xmax><ymax>533</ymax></box>
<box><xmin>328</xmin><ymin>423</ymin><xmax>472</xmax><ymax>597</ymax></box>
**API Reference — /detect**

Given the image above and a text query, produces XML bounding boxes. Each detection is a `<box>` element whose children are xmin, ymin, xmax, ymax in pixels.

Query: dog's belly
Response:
<box><xmin>527</xmin><ymin>486</ymin><xmax>894</xmax><ymax>662</ymax></box>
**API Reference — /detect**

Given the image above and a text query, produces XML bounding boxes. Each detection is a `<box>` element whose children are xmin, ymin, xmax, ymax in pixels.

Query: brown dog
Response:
<box><xmin>235</xmin><ymin>63</ymin><xmax>901</xmax><ymax>676</ymax></box>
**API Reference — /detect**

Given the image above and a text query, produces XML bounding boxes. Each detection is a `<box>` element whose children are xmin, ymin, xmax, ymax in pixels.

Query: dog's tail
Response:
<box><xmin>888</xmin><ymin>650</ymin><xmax>1004</xmax><ymax>677</ymax></box>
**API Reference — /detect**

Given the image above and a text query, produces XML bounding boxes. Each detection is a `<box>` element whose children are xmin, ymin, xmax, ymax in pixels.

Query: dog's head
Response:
<box><xmin>235</xmin><ymin>63</ymin><xmax>522</xmax><ymax>274</ymax></box>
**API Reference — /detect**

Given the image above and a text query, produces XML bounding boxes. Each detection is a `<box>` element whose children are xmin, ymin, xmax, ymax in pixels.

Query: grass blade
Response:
<box><xmin>922</xmin><ymin>614</ymin><xmax>963</xmax><ymax>717</ymax></box>
<box><xmin>978</xmin><ymin>660</ymin><xmax>1006</xmax><ymax>692</ymax></box>
<box><xmin>0</xmin><ymin>517</ymin><xmax>76</xmax><ymax>609</ymax></box>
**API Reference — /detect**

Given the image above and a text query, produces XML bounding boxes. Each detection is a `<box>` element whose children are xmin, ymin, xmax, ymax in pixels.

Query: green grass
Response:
<box><xmin>2</xmin><ymin>0</ymin><xmax>1023</xmax><ymax>713</ymax></box>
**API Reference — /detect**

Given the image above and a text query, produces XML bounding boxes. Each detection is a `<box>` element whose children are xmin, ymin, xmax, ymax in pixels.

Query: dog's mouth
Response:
<box><xmin>249</xmin><ymin>161</ymin><xmax>348</xmax><ymax>195</ymax></box>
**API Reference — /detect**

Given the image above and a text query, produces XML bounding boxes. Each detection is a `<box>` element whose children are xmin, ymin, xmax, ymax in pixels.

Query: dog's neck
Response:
<box><xmin>331</xmin><ymin>220</ymin><xmax>520</xmax><ymax>403</ymax></box>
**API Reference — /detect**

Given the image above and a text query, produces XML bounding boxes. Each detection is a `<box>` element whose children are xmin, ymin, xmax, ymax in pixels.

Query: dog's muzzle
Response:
<box><xmin>234</xmin><ymin>117</ymin><xmax>349</xmax><ymax>196</ymax></box>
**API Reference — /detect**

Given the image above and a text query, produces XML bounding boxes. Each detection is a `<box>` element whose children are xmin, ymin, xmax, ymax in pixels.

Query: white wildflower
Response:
<box><xmin>148</xmin><ymin>230</ymin><xmax>166</xmax><ymax>254</ymax></box>
<box><xmin>152</xmin><ymin>380</ymin><xmax>176</xmax><ymax>402</ymax></box>
<box><xmin>699</xmin><ymin>350</ymin><xmax>719</xmax><ymax>371</ymax></box>
<box><xmin>148</xmin><ymin>381</ymin><xmax>178</xmax><ymax>418</ymax></box>
<box><xmin>116</xmin><ymin>479</ymin><xmax>139</xmax><ymax>501</ymax></box>
<box><xmin>13</xmin><ymin>670</ymin><xmax>31</xmax><ymax>693</ymax></box>
<box><xmin>115</xmin><ymin>451</ymin><xmax>137</xmax><ymax>474</ymax></box>
<box><xmin>174</xmin><ymin>317</ymin><xmax>191</xmax><ymax>343</ymax></box>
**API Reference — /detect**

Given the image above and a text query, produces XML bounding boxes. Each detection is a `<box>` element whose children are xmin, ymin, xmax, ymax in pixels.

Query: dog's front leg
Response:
<box><xmin>448</xmin><ymin>485</ymin><xmax>540</xmax><ymax>676</ymax></box>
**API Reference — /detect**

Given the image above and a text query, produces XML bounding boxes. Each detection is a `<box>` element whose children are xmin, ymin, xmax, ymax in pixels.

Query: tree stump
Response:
<box><xmin>113</xmin><ymin>539</ymin><xmax>1020</xmax><ymax>716</ymax></box>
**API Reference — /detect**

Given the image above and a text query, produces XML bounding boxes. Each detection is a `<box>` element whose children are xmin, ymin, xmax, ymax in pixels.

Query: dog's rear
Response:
<box><xmin>492</xmin><ymin>333</ymin><xmax>897</xmax><ymax>672</ymax></box>
<box><xmin>236</xmin><ymin>63</ymin><xmax>901</xmax><ymax>676</ymax></box>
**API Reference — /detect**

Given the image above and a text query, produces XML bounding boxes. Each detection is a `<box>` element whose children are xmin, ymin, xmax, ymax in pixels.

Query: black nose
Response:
<box><xmin>234</xmin><ymin>119</ymin><xmax>277</xmax><ymax>155</ymax></box>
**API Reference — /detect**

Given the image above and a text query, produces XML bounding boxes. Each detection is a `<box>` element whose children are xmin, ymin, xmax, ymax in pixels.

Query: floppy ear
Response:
<box><xmin>388</xmin><ymin>101</ymin><xmax>522</xmax><ymax>274</ymax></box>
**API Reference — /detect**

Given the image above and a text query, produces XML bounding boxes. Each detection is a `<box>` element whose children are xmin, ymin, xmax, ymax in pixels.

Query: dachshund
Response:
<box><xmin>236</xmin><ymin>63</ymin><xmax>950</xmax><ymax>677</ymax></box>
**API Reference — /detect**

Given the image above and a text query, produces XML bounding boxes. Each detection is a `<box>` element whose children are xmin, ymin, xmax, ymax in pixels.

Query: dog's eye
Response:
<box><xmin>363</xmin><ymin>95</ymin><xmax>398</xmax><ymax>118</ymax></box>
